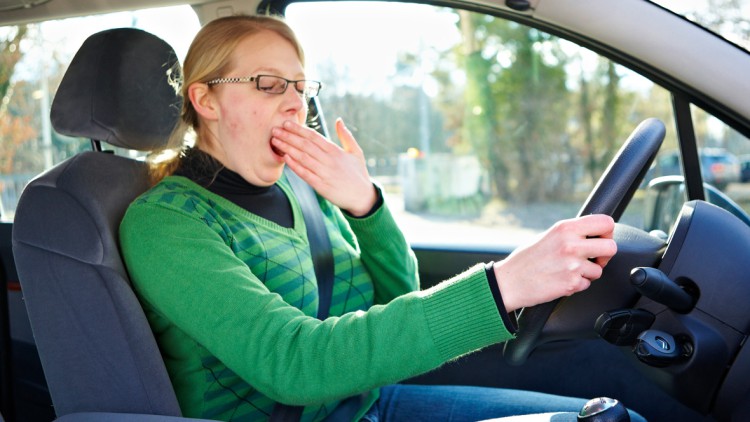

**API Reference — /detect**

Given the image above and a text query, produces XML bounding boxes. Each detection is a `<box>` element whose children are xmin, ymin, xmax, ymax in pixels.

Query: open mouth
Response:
<box><xmin>271</xmin><ymin>140</ymin><xmax>285</xmax><ymax>158</ymax></box>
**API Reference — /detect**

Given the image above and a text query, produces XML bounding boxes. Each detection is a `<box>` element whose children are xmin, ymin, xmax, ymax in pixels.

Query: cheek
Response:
<box><xmin>221</xmin><ymin>110</ymin><xmax>243</xmax><ymax>137</ymax></box>
<box><xmin>220</xmin><ymin>98</ymin><xmax>263</xmax><ymax>136</ymax></box>
<box><xmin>221</xmin><ymin>110</ymin><xmax>271</xmax><ymax>154</ymax></box>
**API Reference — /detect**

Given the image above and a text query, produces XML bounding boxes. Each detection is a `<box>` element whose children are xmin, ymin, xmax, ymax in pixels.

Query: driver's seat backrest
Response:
<box><xmin>11</xmin><ymin>28</ymin><xmax>183</xmax><ymax>418</ymax></box>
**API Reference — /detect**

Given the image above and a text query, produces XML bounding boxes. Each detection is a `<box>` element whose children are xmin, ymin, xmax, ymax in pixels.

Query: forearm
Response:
<box><xmin>211</xmin><ymin>265</ymin><xmax>510</xmax><ymax>405</ymax></box>
<box><xmin>344</xmin><ymin>194</ymin><xmax>419</xmax><ymax>303</ymax></box>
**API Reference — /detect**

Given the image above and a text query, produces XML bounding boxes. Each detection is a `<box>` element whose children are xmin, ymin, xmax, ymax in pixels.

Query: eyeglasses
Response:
<box><xmin>205</xmin><ymin>74</ymin><xmax>322</xmax><ymax>98</ymax></box>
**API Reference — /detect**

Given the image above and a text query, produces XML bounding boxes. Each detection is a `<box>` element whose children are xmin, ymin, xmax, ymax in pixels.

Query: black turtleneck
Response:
<box><xmin>174</xmin><ymin>148</ymin><xmax>294</xmax><ymax>228</ymax></box>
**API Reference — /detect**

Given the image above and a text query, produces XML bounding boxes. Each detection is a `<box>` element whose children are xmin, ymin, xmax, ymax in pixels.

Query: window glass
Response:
<box><xmin>0</xmin><ymin>5</ymin><xmax>200</xmax><ymax>220</ymax></box>
<box><xmin>692</xmin><ymin>105</ymin><xmax>750</xmax><ymax>207</ymax></box>
<box><xmin>644</xmin><ymin>105</ymin><xmax>750</xmax><ymax>232</ymax></box>
<box><xmin>286</xmin><ymin>1</ymin><xmax>678</xmax><ymax>247</ymax></box>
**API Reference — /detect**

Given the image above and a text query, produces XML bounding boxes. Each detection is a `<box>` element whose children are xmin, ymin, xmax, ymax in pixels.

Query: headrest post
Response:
<box><xmin>91</xmin><ymin>139</ymin><xmax>103</xmax><ymax>152</ymax></box>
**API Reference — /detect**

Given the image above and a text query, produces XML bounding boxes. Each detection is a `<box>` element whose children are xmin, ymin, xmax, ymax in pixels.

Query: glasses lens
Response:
<box><xmin>257</xmin><ymin>76</ymin><xmax>288</xmax><ymax>94</ymax></box>
<box><xmin>299</xmin><ymin>81</ymin><xmax>321</xmax><ymax>98</ymax></box>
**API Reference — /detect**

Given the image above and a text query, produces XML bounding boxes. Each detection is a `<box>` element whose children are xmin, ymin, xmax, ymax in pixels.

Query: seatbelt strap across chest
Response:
<box><xmin>270</xmin><ymin>168</ymin><xmax>335</xmax><ymax>422</ymax></box>
<box><xmin>284</xmin><ymin>168</ymin><xmax>334</xmax><ymax>319</ymax></box>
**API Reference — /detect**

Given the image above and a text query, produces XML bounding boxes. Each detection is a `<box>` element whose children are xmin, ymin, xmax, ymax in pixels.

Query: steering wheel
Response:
<box><xmin>503</xmin><ymin>118</ymin><xmax>666</xmax><ymax>366</ymax></box>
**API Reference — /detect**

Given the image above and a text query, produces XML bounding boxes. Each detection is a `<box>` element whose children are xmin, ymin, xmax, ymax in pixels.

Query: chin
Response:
<box><xmin>263</xmin><ymin>166</ymin><xmax>286</xmax><ymax>186</ymax></box>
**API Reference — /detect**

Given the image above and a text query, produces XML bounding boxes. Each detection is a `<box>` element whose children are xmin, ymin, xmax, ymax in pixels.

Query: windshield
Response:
<box><xmin>650</xmin><ymin>0</ymin><xmax>750</xmax><ymax>50</ymax></box>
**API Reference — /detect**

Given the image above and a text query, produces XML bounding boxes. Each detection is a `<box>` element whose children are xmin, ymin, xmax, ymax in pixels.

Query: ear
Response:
<box><xmin>188</xmin><ymin>82</ymin><xmax>219</xmax><ymax>121</ymax></box>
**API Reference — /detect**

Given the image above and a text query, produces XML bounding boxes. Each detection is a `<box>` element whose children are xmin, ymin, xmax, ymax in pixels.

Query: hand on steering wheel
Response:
<box><xmin>494</xmin><ymin>214</ymin><xmax>616</xmax><ymax>313</ymax></box>
<box><xmin>503</xmin><ymin>118</ymin><xmax>666</xmax><ymax>366</ymax></box>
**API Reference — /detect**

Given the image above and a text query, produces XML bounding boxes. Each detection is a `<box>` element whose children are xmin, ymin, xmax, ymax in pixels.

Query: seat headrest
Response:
<box><xmin>50</xmin><ymin>28</ymin><xmax>182</xmax><ymax>151</ymax></box>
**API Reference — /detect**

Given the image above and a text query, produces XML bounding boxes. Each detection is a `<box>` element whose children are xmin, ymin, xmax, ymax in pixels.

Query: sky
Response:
<box><xmin>13</xmin><ymin>5</ymin><xmax>201</xmax><ymax>82</ymax></box>
<box><xmin>285</xmin><ymin>2</ymin><xmax>460</xmax><ymax>96</ymax></box>
<box><xmin>11</xmin><ymin>2</ymin><xmax>460</xmax><ymax>99</ymax></box>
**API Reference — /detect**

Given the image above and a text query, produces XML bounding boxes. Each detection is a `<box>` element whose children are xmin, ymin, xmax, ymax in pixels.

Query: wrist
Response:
<box><xmin>493</xmin><ymin>260</ymin><xmax>520</xmax><ymax>313</ymax></box>
<box><xmin>345</xmin><ymin>183</ymin><xmax>380</xmax><ymax>217</ymax></box>
<box><xmin>484</xmin><ymin>262</ymin><xmax>518</xmax><ymax>334</ymax></box>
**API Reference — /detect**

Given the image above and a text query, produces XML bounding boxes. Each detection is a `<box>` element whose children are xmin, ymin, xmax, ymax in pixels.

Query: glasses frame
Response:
<box><xmin>205</xmin><ymin>74</ymin><xmax>322</xmax><ymax>98</ymax></box>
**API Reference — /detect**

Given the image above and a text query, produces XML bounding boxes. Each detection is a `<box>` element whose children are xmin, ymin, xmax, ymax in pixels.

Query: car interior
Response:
<box><xmin>2</xmin><ymin>0</ymin><xmax>750</xmax><ymax>422</ymax></box>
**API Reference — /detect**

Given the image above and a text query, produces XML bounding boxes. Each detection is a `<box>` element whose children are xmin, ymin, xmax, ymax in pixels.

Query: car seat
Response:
<box><xmin>11</xmin><ymin>28</ymin><xmax>212</xmax><ymax>421</ymax></box>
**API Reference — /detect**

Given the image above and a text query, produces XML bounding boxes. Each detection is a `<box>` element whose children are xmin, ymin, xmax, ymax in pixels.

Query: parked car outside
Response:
<box><xmin>650</xmin><ymin>148</ymin><xmax>741</xmax><ymax>191</ymax></box>
<box><xmin>739</xmin><ymin>155</ymin><xmax>750</xmax><ymax>183</ymax></box>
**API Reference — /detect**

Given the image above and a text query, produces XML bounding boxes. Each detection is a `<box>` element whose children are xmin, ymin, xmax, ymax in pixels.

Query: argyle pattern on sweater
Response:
<box><xmin>131</xmin><ymin>176</ymin><xmax>374</xmax><ymax>421</ymax></box>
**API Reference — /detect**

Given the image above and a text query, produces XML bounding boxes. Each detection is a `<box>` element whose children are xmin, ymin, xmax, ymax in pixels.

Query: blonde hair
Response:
<box><xmin>149</xmin><ymin>14</ymin><xmax>305</xmax><ymax>184</ymax></box>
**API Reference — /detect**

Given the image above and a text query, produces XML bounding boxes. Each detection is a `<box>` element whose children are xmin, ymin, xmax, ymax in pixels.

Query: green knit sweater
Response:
<box><xmin>120</xmin><ymin>175</ymin><xmax>514</xmax><ymax>421</ymax></box>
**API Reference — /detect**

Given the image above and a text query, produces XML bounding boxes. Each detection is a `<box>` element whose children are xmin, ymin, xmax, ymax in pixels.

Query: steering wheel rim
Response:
<box><xmin>503</xmin><ymin>118</ymin><xmax>666</xmax><ymax>366</ymax></box>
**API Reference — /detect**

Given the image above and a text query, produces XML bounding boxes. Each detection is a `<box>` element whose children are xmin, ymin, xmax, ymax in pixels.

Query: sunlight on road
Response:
<box><xmin>384</xmin><ymin>192</ymin><xmax>540</xmax><ymax>249</ymax></box>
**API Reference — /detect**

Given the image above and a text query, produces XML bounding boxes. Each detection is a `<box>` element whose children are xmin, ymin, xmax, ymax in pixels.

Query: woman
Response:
<box><xmin>120</xmin><ymin>14</ymin><xmax>631</xmax><ymax>422</ymax></box>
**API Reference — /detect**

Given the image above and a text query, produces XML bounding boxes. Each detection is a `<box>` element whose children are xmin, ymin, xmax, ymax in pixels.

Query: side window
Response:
<box><xmin>692</xmin><ymin>105</ymin><xmax>750</xmax><ymax>195</ymax></box>
<box><xmin>644</xmin><ymin>106</ymin><xmax>750</xmax><ymax>233</ymax></box>
<box><xmin>286</xmin><ymin>1</ymin><xmax>678</xmax><ymax>246</ymax></box>
<box><xmin>0</xmin><ymin>6</ymin><xmax>199</xmax><ymax>220</ymax></box>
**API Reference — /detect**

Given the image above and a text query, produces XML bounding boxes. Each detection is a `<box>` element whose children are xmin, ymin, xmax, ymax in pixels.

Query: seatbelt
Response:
<box><xmin>270</xmin><ymin>168</ymin><xmax>335</xmax><ymax>422</ymax></box>
<box><xmin>284</xmin><ymin>168</ymin><xmax>335</xmax><ymax>319</ymax></box>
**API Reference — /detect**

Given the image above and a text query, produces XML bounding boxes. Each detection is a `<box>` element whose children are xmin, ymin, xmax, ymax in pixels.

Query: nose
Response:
<box><xmin>280</xmin><ymin>84</ymin><xmax>307</xmax><ymax>117</ymax></box>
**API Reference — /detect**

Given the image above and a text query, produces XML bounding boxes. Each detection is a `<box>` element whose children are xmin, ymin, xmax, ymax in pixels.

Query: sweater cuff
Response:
<box><xmin>484</xmin><ymin>262</ymin><xmax>518</xmax><ymax>334</ymax></box>
<box><xmin>344</xmin><ymin>187</ymin><xmax>398</xmax><ymax>239</ymax></box>
<box><xmin>419</xmin><ymin>264</ymin><xmax>514</xmax><ymax>362</ymax></box>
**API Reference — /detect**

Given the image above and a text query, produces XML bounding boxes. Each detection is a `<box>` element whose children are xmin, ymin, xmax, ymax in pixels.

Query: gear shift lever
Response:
<box><xmin>577</xmin><ymin>397</ymin><xmax>630</xmax><ymax>422</ymax></box>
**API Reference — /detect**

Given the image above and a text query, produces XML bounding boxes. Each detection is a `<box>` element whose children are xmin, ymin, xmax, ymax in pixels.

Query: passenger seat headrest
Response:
<box><xmin>50</xmin><ymin>28</ymin><xmax>182</xmax><ymax>152</ymax></box>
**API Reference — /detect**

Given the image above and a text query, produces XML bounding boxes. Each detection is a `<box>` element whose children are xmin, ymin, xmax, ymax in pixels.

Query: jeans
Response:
<box><xmin>359</xmin><ymin>384</ymin><xmax>647</xmax><ymax>422</ymax></box>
